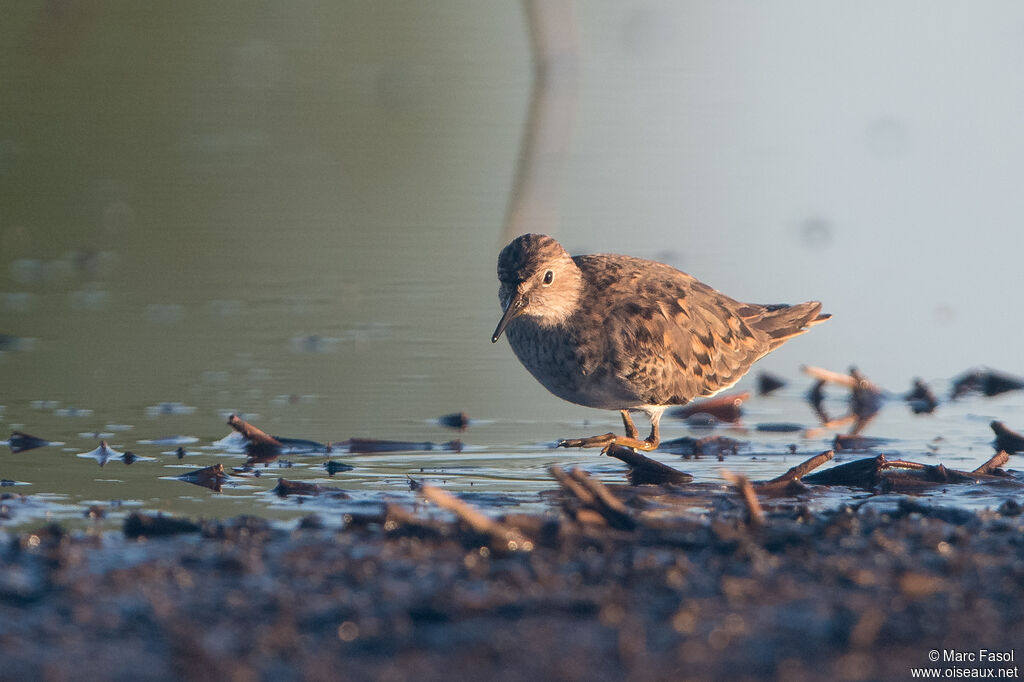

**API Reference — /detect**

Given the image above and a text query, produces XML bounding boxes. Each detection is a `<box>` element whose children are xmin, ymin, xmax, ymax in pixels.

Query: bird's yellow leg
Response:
<box><xmin>557</xmin><ymin>411</ymin><xmax>660</xmax><ymax>452</ymax></box>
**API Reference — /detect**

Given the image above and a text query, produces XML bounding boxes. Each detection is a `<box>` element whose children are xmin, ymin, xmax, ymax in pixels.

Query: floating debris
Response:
<box><xmin>752</xmin><ymin>450</ymin><xmax>835</xmax><ymax>496</ymax></box>
<box><xmin>991</xmin><ymin>420</ymin><xmax>1024</xmax><ymax>454</ymax></box>
<box><xmin>272</xmin><ymin>478</ymin><xmax>349</xmax><ymax>498</ymax></box>
<box><xmin>720</xmin><ymin>470</ymin><xmax>764</xmax><ymax>526</ymax></box>
<box><xmin>806</xmin><ymin>379</ymin><xmax>829</xmax><ymax>423</ymax></box>
<box><xmin>754</xmin><ymin>422</ymin><xmax>804</xmax><ymax>433</ymax></box>
<box><xmin>137</xmin><ymin>435</ymin><xmax>199</xmax><ymax>446</ymax></box>
<box><xmin>324</xmin><ymin>460</ymin><xmax>354</xmax><ymax>476</ymax></box>
<box><xmin>657</xmin><ymin>435</ymin><xmax>744</xmax><ymax>459</ymax></box>
<box><xmin>667</xmin><ymin>391</ymin><xmax>748</xmax><ymax>424</ymax></box>
<box><xmin>176</xmin><ymin>464</ymin><xmax>229</xmax><ymax>492</ymax></box>
<box><xmin>226</xmin><ymin>414</ymin><xmax>330</xmax><ymax>463</ymax></box>
<box><xmin>832</xmin><ymin>434</ymin><xmax>890</xmax><ymax>452</ymax></box>
<box><xmin>123</xmin><ymin>512</ymin><xmax>201</xmax><ymax>538</ymax></box>
<box><xmin>757</xmin><ymin>371</ymin><xmax>787</xmax><ymax>396</ymax></box>
<box><xmin>145</xmin><ymin>402</ymin><xmax>197</xmax><ymax>417</ymax></box>
<box><xmin>604</xmin><ymin>445</ymin><xmax>693</xmax><ymax>485</ymax></box>
<box><xmin>76</xmin><ymin>441</ymin><xmax>153</xmax><ymax>467</ymax></box>
<box><xmin>338</xmin><ymin>438</ymin><xmax>463</xmax><ymax>454</ymax></box>
<box><xmin>950</xmin><ymin>368</ymin><xmax>1024</xmax><ymax>399</ymax></box>
<box><xmin>849</xmin><ymin>367</ymin><xmax>883</xmax><ymax>421</ymax></box>
<box><xmin>803</xmin><ymin>365</ymin><xmax>883</xmax><ymax>432</ymax></box>
<box><xmin>0</xmin><ymin>334</ymin><xmax>34</xmax><ymax>352</ymax></box>
<box><xmin>290</xmin><ymin>334</ymin><xmax>340</xmax><ymax>354</ymax></box>
<box><xmin>54</xmin><ymin>407</ymin><xmax>93</xmax><ymax>418</ymax></box>
<box><xmin>801</xmin><ymin>452</ymin><xmax>1015</xmax><ymax>492</ymax></box>
<box><xmin>437</xmin><ymin>411</ymin><xmax>470</xmax><ymax>431</ymax></box>
<box><xmin>79</xmin><ymin>431</ymin><xmax>114</xmax><ymax>439</ymax></box>
<box><xmin>905</xmin><ymin>378</ymin><xmax>938</xmax><ymax>414</ymax></box>
<box><xmin>550</xmin><ymin>466</ymin><xmax>636</xmax><ymax>531</ymax></box>
<box><xmin>8</xmin><ymin>431</ymin><xmax>60</xmax><ymax>453</ymax></box>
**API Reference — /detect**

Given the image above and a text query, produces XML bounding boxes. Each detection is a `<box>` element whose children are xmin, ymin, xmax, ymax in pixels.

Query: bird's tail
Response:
<box><xmin>745</xmin><ymin>301</ymin><xmax>831</xmax><ymax>351</ymax></box>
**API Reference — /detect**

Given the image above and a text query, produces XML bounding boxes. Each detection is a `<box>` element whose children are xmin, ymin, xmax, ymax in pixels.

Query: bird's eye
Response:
<box><xmin>542</xmin><ymin>270</ymin><xmax>554</xmax><ymax>286</ymax></box>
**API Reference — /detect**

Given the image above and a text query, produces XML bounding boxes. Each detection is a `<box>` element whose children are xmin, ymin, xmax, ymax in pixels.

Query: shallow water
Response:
<box><xmin>3</xmin><ymin>4</ymin><xmax>1024</xmax><ymax>530</ymax></box>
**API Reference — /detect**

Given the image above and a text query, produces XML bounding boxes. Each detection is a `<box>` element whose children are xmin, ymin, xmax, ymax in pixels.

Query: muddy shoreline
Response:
<box><xmin>2</xmin><ymin>483</ymin><xmax>1022</xmax><ymax>681</ymax></box>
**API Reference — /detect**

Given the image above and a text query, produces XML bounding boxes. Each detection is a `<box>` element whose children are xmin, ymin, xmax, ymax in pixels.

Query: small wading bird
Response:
<box><xmin>492</xmin><ymin>234</ymin><xmax>830</xmax><ymax>452</ymax></box>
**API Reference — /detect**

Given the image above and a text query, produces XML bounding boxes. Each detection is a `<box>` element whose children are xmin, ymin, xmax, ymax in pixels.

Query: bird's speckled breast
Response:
<box><xmin>505</xmin><ymin>315</ymin><xmax>636</xmax><ymax>410</ymax></box>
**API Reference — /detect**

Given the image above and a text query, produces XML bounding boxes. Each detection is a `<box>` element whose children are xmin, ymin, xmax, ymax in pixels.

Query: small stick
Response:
<box><xmin>721</xmin><ymin>470</ymin><xmax>765</xmax><ymax>526</ymax></box>
<box><xmin>419</xmin><ymin>484</ymin><xmax>532</xmax><ymax>552</ymax></box>
<box><xmin>766</xmin><ymin>450</ymin><xmax>834</xmax><ymax>484</ymax></box>
<box><xmin>227</xmin><ymin>414</ymin><xmax>283</xmax><ymax>448</ymax></box>
<box><xmin>802</xmin><ymin>365</ymin><xmax>857</xmax><ymax>388</ymax></box>
<box><xmin>420</xmin><ymin>484</ymin><xmax>503</xmax><ymax>536</ymax></box>
<box><xmin>569</xmin><ymin>468</ymin><xmax>634</xmax><ymax>521</ymax></box>
<box><xmin>973</xmin><ymin>450</ymin><xmax>1010</xmax><ymax>475</ymax></box>
<box><xmin>550</xmin><ymin>465</ymin><xmax>597</xmax><ymax>505</ymax></box>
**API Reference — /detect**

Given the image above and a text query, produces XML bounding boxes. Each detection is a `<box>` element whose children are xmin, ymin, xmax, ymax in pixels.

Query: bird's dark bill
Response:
<box><xmin>491</xmin><ymin>296</ymin><xmax>526</xmax><ymax>343</ymax></box>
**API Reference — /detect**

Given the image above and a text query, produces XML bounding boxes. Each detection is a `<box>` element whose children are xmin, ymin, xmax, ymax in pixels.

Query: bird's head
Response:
<box><xmin>492</xmin><ymin>234</ymin><xmax>583</xmax><ymax>343</ymax></box>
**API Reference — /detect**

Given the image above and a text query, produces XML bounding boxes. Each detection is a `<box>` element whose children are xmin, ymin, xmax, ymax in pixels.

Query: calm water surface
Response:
<box><xmin>2</xmin><ymin>4</ymin><xmax>1024</xmax><ymax>530</ymax></box>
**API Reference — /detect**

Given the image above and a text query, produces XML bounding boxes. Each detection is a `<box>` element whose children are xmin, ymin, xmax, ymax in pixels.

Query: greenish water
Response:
<box><xmin>2</xmin><ymin>3</ymin><xmax>1024</xmax><ymax>530</ymax></box>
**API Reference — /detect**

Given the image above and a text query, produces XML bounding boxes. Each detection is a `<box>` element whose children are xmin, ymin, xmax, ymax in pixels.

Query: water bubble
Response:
<box><xmin>865</xmin><ymin>116</ymin><xmax>910</xmax><ymax>159</ymax></box>
<box><xmin>0</xmin><ymin>292</ymin><xmax>35</xmax><ymax>312</ymax></box>
<box><xmin>10</xmin><ymin>259</ymin><xmax>43</xmax><ymax>286</ymax></box>
<box><xmin>799</xmin><ymin>217</ymin><xmax>833</xmax><ymax>250</ymax></box>
<box><xmin>207</xmin><ymin>299</ymin><xmax>245</xmax><ymax>318</ymax></box>
<box><xmin>102</xmin><ymin>201</ymin><xmax>135</xmax><ymax>234</ymax></box>
<box><xmin>232</xmin><ymin>39</ymin><xmax>283</xmax><ymax>91</ymax></box>
<box><xmin>67</xmin><ymin>287</ymin><xmax>110</xmax><ymax>311</ymax></box>
<box><xmin>932</xmin><ymin>304</ymin><xmax>956</xmax><ymax>325</ymax></box>
<box><xmin>1</xmin><ymin>225</ymin><xmax>31</xmax><ymax>256</ymax></box>
<box><xmin>621</xmin><ymin>6</ymin><xmax>674</xmax><ymax>57</ymax></box>
<box><xmin>144</xmin><ymin>303</ymin><xmax>185</xmax><ymax>324</ymax></box>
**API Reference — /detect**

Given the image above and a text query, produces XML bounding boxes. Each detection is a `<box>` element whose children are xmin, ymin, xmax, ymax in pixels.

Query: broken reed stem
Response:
<box><xmin>802</xmin><ymin>365</ymin><xmax>857</xmax><ymax>388</ymax></box>
<box><xmin>721</xmin><ymin>470</ymin><xmax>765</xmax><ymax>526</ymax></box>
<box><xmin>569</xmin><ymin>468</ymin><xmax>633</xmax><ymax>520</ymax></box>
<box><xmin>973</xmin><ymin>451</ymin><xmax>1009</xmax><ymax>475</ymax></box>
<box><xmin>550</xmin><ymin>466</ymin><xmax>636</xmax><ymax>530</ymax></box>
<box><xmin>767</xmin><ymin>450</ymin><xmax>834</xmax><ymax>484</ymax></box>
<box><xmin>549</xmin><ymin>465</ymin><xmax>596</xmax><ymax>505</ymax></box>
<box><xmin>420</xmin><ymin>484</ymin><xmax>503</xmax><ymax>536</ymax></box>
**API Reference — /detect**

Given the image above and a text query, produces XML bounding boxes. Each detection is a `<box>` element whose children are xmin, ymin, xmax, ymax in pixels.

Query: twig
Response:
<box><xmin>227</xmin><ymin>414</ymin><xmax>283</xmax><ymax>449</ymax></box>
<box><xmin>802</xmin><ymin>365</ymin><xmax>857</xmax><ymax>388</ymax></box>
<box><xmin>973</xmin><ymin>450</ymin><xmax>1009</xmax><ymax>476</ymax></box>
<box><xmin>550</xmin><ymin>465</ymin><xmax>596</xmax><ymax>505</ymax></box>
<box><xmin>420</xmin><ymin>484</ymin><xmax>530</xmax><ymax>551</ymax></box>
<box><xmin>721</xmin><ymin>470</ymin><xmax>765</xmax><ymax>526</ymax></box>
<box><xmin>604</xmin><ymin>445</ymin><xmax>693</xmax><ymax>484</ymax></box>
<box><xmin>766</xmin><ymin>450</ymin><xmax>834</xmax><ymax>484</ymax></box>
<box><xmin>569</xmin><ymin>468</ymin><xmax>636</xmax><ymax>530</ymax></box>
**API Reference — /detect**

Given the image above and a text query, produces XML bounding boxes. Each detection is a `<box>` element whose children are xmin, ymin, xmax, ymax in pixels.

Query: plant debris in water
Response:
<box><xmin>1</xmin><ymin>465</ymin><xmax>1023</xmax><ymax>681</ymax></box>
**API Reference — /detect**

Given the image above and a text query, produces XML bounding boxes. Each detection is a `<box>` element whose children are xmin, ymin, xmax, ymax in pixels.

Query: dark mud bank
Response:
<box><xmin>1</xmin><ymin>496</ymin><xmax>1022</xmax><ymax>681</ymax></box>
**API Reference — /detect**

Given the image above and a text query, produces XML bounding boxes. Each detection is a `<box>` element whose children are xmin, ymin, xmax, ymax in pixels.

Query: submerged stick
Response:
<box><xmin>766</xmin><ymin>450</ymin><xmax>835</xmax><ymax>484</ymax></box>
<box><xmin>604</xmin><ymin>445</ymin><xmax>694</xmax><ymax>484</ymax></box>
<box><xmin>550</xmin><ymin>465</ymin><xmax>596</xmax><ymax>505</ymax></box>
<box><xmin>973</xmin><ymin>450</ymin><xmax>1010</xmax><ymax>476</ymax></box>
<box><xmin>227</xmin><ymin>414</ymin><xmax>283</xmax><ymax>449</ymax></box>
<box><xmin>569</xmin><ymin>468</ymin><xmax>635</xmax><ymax>529</ymax></box>
<box><xmin>420</xmin><ymin>484</ymin><xmax>530</xmax><ymax>551</ymax></box>
<box><xmin>549</xmin><ymin>466</ymin><xmax>636</xmax><ymax>530</ymax></box>
<box><xmin>721</xmin><ymin>470</ymin><xmax>765</xmax><ymax>526</ymax></box>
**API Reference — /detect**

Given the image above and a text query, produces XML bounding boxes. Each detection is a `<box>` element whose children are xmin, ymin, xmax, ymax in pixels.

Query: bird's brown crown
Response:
<box><xmin>497</xmin><ymin>234</ymin><xmax>568</xmax><ymax>284</ymax></box>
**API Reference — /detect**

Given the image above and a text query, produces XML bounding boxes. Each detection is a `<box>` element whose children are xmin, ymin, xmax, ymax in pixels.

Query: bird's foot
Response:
<box><xmin>557</xmin><ymin>433</ymin><xmax>659</xmax><ymax>453</ymax></box>
<box><xmin>557</xmin><ymin>433</ymin><xmax>617</xmax><ymax>450</ymax></box>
